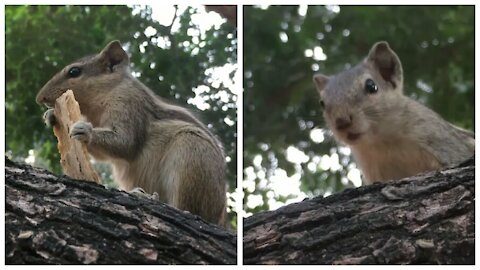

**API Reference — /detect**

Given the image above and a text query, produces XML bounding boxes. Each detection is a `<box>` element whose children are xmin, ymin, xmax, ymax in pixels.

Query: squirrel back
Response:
<box><xmin>313</xmin><ymin>41</ymin><xmax>474</xmax><ymax>184</ymax></box>
<box><xmin>36</xmin><ymin>41</ymin><xmax>227</xmax><ymax>225</ymax></box>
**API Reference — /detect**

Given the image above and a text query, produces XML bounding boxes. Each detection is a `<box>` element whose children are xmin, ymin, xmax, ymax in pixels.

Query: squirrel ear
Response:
<box><xmin>366</xmin><ymin>41</ymin><xmax>403</xmax><ymax>89</ymax></box>
<box><xmin>99</xmin><ymin>40</ymin><xmax>129</xmax><ymax>70</ymax></box>
<box><xmin>313</xmin><ymin>74</ymin><xmax>329</xmax><ymax>92</ymax></box>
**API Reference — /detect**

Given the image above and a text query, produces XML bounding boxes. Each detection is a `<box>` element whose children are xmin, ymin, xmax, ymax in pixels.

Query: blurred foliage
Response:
<box><xmin>5</xmin><ymin>5</ymin><xmax>237</xmax><ymax>227</ymax></box>
<box><xmin>243</xmin><ymin>5</ymin><xmax>474</xmax><ymax>214</ymax></box>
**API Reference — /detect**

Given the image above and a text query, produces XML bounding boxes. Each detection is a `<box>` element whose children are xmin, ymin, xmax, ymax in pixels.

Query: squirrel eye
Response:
<box><xmin>68</xmin><ymin>67</ymin><xmax>82</xmax><ymax>78</ymax></box>
<box><xmin>365</xmin><ymin>79</ymin><xmax>378</xmax><ymax>94</ymax></box>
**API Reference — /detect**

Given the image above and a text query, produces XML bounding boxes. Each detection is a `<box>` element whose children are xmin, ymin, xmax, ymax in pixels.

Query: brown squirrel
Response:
<box><xmin>313</xmin><ymin>41</ymin><xmax>474</xmax><ymax>184</ymax></box>
<box><xmin>36</xmin><ymin>41</ymin><xmax>227</xmax><ymax>225</ymax></box>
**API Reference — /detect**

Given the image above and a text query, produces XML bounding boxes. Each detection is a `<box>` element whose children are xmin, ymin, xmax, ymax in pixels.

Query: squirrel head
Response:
<box><xmin>313</xmin><ymin>41</ymin><xmax>404</xmax><ymax>145</ymax></box>
<box><xmin>36</xmin><ymin>40</ymin><xmax>130</xmax><ymax>108</ymax></box>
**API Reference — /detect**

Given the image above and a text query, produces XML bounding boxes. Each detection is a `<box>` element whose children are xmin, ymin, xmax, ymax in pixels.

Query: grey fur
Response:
<box><xmin>36</xmin><ymin>40</ymin><xmax>227</xmax><ymax>225</ymax></box>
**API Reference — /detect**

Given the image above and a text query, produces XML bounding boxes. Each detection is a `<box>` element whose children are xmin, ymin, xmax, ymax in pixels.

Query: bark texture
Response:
<box><xmin>5</xmin><ymin>157</ymin><xmax>237</xmax><ymax>265</ymax></box>
<box><xmin>244</xmin><ymin>157</ymin><xmax>475</xmax><ymax>264</ymax></box>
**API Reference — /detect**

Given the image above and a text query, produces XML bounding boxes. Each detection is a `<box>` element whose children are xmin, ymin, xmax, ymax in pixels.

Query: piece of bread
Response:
<box><xmin>53</xmin><ymin>90</ymin><xmax>100</xmax><ymax>183</ymax></box>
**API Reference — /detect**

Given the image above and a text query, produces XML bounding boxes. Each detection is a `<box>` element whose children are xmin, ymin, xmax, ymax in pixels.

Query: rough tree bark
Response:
<box><xmin>5</xmin><ymin>157</ymin><xmax>237</xmax><ymax>264</ymax></box>
<box><xmin>244</xmin><ymin>157</ymin><xmax>475</xmax><ymax>265</ymax></box>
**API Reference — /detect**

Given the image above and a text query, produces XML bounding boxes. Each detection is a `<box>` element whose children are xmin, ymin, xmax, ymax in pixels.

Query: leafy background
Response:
<box><xmin>5</xmin><ymin>5</ymin><xmax>238</xmax><ymax>227</ymax></box>
<box><xmin>243</xmin><ymin>5</ymin><xmax>474</xmax><ymax>216</ymax></box>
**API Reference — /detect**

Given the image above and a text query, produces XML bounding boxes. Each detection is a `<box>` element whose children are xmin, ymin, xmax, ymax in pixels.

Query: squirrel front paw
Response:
<box><xmin>70</xmin><ymin>121</ymin><xmax>93</xmax><ymax>143</ymax></box>
<box><xmin>43</xmin><ymin>109</ymin><xmax>56</xmax><ymax>127</ymax></box>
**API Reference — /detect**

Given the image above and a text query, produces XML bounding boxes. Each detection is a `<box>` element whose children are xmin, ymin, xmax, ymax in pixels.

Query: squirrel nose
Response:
<box><xmin>335</xmin><ymin>116</ymin><xmax>352</xmax><ymax>130</ymax></box>
<box><xmin>36</xmin><ymin>95</ymin><xmax>48</xmax><ymax>105</ymax></box>
<box><xmin>35</xmin><ymin>94</ymin><xmax>44</xmax><ymax>105</ymax></box>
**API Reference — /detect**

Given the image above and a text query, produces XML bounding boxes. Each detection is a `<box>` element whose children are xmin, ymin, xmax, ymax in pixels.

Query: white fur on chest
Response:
<box><xmin>351</xmin><ymin>136</ymin><xmax>441</xmax><ymax>184</ymax></box>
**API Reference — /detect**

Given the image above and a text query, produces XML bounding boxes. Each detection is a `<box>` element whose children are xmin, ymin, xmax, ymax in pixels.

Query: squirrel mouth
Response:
<box><xmin>347</xmin><ymin>132</ymin><xmax>363</xmax><ymax>141</ymax></box>
<box><xmin>40</xmin><ymin>101</ymin><xmax>54</xmax><ymax>108</ymax></box>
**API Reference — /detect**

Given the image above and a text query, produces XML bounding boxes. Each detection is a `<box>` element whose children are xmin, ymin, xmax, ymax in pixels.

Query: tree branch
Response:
<box><xmin>5</xmin><ymin>157</ymin><xmax>236</xmax><ymax>264</ymax></box>
<box><xmin>243</xmin><ymin>156</ymin><xmax>475</xmax><ymax>264</ymax></box>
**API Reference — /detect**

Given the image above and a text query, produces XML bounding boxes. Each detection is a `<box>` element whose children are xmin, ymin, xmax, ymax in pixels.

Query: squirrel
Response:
<box><xmin>36</xmin><ymin>40</ymin><xmax>227</xmax><ymax>226</ymax></box>
<box><xmin>313</xmin><ymin>41</ymin><xmax>475</xmax><ymax>184</ymax></box>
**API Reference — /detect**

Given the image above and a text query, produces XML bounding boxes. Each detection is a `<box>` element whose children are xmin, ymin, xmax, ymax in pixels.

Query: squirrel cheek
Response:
<box><xmin>353</xmin><ymin>118</ymin><xmax>371</xmax><ymax>136</ymax></box>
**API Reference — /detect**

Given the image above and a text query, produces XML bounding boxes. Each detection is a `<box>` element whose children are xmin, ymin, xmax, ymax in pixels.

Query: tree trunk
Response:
<box><xmin>243</xmin><ymin>157</ymin><xmax>475</xmax><ymax>265</ymax></box>
<box><xmin>5</xmin><ymin>157</ymin><xmax>237</xmax><ymax>265</ymax></box>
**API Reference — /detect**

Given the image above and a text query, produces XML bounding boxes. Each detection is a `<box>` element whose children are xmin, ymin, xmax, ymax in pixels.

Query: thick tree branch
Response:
<box><xmin>244</xmin><ymin>156</ymin><xmax>475</xmax><ymax>264</ymax></box>
<box><xmin>5</xmin><ymin>157</ymin><xmax>236</xmax><ymax>264</ymax></box>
